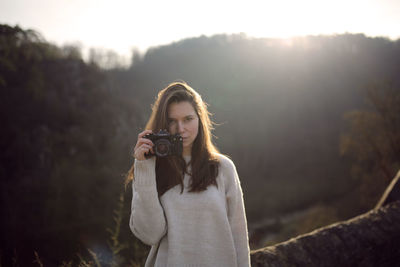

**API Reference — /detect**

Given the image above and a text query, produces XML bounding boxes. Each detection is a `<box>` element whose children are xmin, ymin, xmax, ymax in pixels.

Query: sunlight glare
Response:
<box><xmin>2</xmin><ymin>0</ymin><xmax>397</xmax><ymax>59</ymax></box>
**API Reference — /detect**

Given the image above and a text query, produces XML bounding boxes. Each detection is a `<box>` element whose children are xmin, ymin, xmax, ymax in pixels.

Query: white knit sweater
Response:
<box><xmin>129</xmin><ymin>153</ymin><xmax>251</xmax><ymax>267</ymax></box>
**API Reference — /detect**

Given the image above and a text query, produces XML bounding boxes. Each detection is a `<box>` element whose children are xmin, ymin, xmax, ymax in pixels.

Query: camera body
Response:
<box><xmin>144</xmin><ymin>130</ymin><xmax>183</xmax><ymax>158</ymax></box>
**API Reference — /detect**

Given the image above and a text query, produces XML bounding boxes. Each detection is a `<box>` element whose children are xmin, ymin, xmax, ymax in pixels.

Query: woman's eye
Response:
<box><xmin>185</xmin><ymin>117</ymin><xmax>193</xmax><ymax>122</ymax></box>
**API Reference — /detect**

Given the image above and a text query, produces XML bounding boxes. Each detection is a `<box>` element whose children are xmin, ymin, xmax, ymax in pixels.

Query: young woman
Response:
<box><xmin>127</xmin><ymin>81</ymin><xmax>251</xmax><ymax>267</ymax></box>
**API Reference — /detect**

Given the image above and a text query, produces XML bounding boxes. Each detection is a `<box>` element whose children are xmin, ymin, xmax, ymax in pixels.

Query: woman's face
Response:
<box><xmin>167</xmin><ymin>101</ymin><xmax>199</xmax><ymax>156</ymax></box>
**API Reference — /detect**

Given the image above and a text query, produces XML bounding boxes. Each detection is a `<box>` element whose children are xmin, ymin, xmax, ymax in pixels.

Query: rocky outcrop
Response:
<box><xmin>251</xmin><ymin>170</ymin><xmax>400</xmax><ymax>267</ymax></box>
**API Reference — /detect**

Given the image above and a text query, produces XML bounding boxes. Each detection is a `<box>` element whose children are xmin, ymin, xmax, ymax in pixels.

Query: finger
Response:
<box><xmin>134</xmin><ymin>140</ymin><xmax>152</xmax><ymax>153</ymax></box>
<box><xmin>140</xmin><ymin>144</ymin><xmax>152</xmax><ymax>154</ymax></box>
<box><xmin>147</xmin><ymin>144</ymin><xmax>154</xmax><ymax>154</ymax></box>
<box><xmin>141</xmin><ymin>145</ymin><xmax>153</xmax><ymax>157</ymax></box>
<box><xmin>138</xmin><ymin>129</ymin><xmax>153</xmax><ymax>139</ymax></box>
<box><xmin>140</xmin><ymin>143</ymin><xmax>152</xmax><ymax>149</ymax></box>
<box><xmin>138</xmin><ymin>137</ymin><xmax>154</xmax><ymax>146</ymax></box>
<box><xmin>134</xmin><ymin>145</ymin><xmax>151</xmax><ymax>159</ymax></box>
<box><xmin>134</xmin><ymin>135</ymin><xmax>153</xmax><ymax>151</ymax></box>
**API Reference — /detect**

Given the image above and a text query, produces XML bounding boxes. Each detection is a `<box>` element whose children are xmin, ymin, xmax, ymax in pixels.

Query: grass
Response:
<box><xmin>3</xmin><ymin>190</ymin><xmax>148</xmax><ymax>267</ymax></box>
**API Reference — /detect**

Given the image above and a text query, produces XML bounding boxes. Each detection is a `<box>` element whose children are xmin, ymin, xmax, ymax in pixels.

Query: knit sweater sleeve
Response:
<box><xmin>224</xmin><ymin>157</ymin><xmax>251</xmax><ymax>267</ymax></box>
<box><xmin>129</xmin><ymin>157</ymin><xmax>167</xmax><ymax>246</ymax></box>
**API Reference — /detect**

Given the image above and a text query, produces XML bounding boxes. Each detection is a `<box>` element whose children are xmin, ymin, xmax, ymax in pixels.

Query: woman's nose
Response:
<box><xmin>177</xmin><ymin>121</ymin><xmax>184</xmax><ymax>133</ymax></box>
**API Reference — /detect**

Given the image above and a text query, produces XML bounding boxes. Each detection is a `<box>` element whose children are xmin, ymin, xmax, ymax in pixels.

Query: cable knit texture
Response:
<box><xmin>129</xmin><ymin>154</ymin><xmax>251</xmax><ymax>267</ymax></box>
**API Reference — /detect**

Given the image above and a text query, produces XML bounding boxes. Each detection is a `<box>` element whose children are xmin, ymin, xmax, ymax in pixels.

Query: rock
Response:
<box><xmin>251</xmin><ymin>170</ymin><xmax>400</xmax><ymax>267</ymax></box>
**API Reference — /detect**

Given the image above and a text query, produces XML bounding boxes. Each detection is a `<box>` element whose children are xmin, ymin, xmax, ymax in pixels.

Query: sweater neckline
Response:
<box><xmin>183</xmin><ymin>155</ymin><xmax>191</xmax><ymax>162</ymax></box>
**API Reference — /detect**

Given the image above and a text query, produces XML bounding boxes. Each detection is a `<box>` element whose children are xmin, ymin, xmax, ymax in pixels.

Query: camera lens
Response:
<box><xmin>155</xmin><ymin>139</ymin><xmax>170</xmax><ymax>157</ymax></box>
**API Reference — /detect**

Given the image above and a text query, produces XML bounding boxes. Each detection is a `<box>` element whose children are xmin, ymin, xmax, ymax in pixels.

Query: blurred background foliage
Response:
<box><xmin>1</xmin><ymin>24</ymin><xmax>399</xmax><ymax>266</ymax></box>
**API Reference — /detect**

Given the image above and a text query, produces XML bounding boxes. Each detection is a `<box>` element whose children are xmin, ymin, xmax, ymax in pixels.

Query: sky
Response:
<box><xmin>1</xmin><ymin>0</ymin><xmax>399</xmax><ymax>60</ymax></box>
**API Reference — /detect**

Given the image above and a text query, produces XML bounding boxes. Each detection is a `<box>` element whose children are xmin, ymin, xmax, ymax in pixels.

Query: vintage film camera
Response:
<box><xmin>144</xmin><ymin>130</ymin><xmax>183</xmax><ymax>158</ymax></box>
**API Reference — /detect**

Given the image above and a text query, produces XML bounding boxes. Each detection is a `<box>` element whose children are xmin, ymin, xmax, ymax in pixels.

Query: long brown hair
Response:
<box><xmin>126</xmin><ymin>81</ymin><xmax>220</xmax><ymax>196</ymax></box>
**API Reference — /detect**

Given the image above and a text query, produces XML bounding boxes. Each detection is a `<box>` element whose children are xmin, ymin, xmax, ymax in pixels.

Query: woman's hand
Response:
<box><xmin>133</xmin><ymin>130</ymin><xmax>154</xmax><ymax>161</ymax></box>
